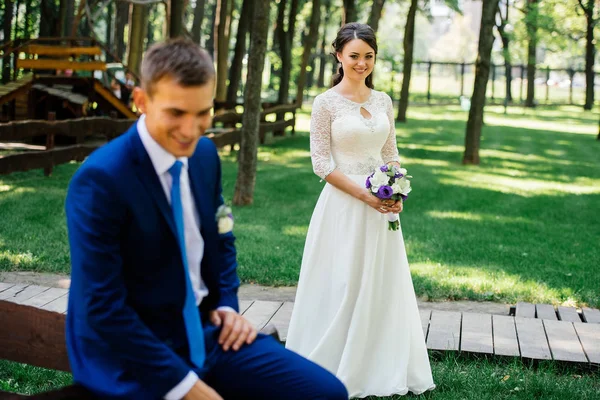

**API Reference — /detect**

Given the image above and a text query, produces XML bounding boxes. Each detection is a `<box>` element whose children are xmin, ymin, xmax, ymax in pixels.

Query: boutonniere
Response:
<box><xmin>216</xmin><ymin>204</ymin><xmax>234</xmax><ymax>234</ymax></box>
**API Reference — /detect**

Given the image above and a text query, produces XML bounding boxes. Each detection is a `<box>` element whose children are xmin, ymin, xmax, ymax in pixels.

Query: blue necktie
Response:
<box><xmin>168</xmin><ymin>160</ymin><xmax>206</xmax><ymax>367</ymax></box>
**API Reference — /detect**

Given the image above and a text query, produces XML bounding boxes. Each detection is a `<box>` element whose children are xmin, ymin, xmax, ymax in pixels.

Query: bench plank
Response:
<box><xmin>581</xmin><ymin>308</ymin><xmax>600</xmax><ymax>324</ymax></box>
<box><xmin>427</xmin><ymin>310</ymin><xmax>461</xmax><ymax>351</ymax></box>
<box><xmin>515</xmin><ymin>317</ymin><xmax>552</xmax><ymax>360</ymax></box>
<box><xmin>0</xmin><ymin>284</ymin><xmax>28</xmax><ymax>301</ymax></box>
<box><xmin>557</xmin><ymin>306</ymin><xmax>581</xmax><ymax>323</ymax></box>
<box><xmin>0</xmin><ymin>300</ymin><xmax>70</xmax><ymax>372</ymax></box>
<box><xmin>461</xmin><ymin>312</ymin><xmax>493</xmax><ymax>354</ymax></box>
<box><xmin>6</xmin><ymin>285</ymin><xmax>49</xmax><ymax>304</ymax></box>
<box><xmin>574</xmin><ymin>322</ymin><xmax>600</xmax><ymax>364</ymax></box>
<box><xmin>535</xmin><ymin>304</ymin><xmax>557</xmax><ymax>320</ymax></box>
<box><xmin>544</xmin><ymin>320</ymin><xmax>588</xmax><ymax>363</ymax></box>
<box><xmin>268</xmin><ymin>301</ymin><xmax>294</xmax><ymax>341</ymax></box>
<box><xmin>419</xmin><ymin>309</ymin><xmax>431</xmax><ymax>341</ymax></box>
<box><xmin>242</xmin><ymin>301</ymin><xmax>282</xmax><ymax>331</ymax></box>
<box><xmin>41</xmin><ymin>294</ymin><xmax>68</xmax><ymax>314</ymax></box>
<box><xmin>515</xmin><ymin>302</ymin><xmax>535</xmax><ymax>318</ymax></box>
<box><xmin>21</xmin><ymin>287</ymin><xmax>69</xmax><ymax>308</ymax></box>
<box><xmin>239</xmin><ymin>300</ymin><xmax>253</xmax><ymax>315</ymax></box>
<box><xmin>492</xmin><ymin>315</ymin><xmax>520</xmax><ymax>357</ymax></box>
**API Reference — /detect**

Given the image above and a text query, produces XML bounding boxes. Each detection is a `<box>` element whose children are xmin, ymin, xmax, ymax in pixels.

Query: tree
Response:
<box><xmin>170</xmin><ymin>0</ymin><xmax>186</xmax><ymax>37</ymax></box>
<box><xmin>343</xmin><ymin>0</ymin><xmax>356</xmax><ymax>25</ymax></box>
<box><xmin>191</xmin><ymin>0</ymin><xmax>207</xmax><ymax>44</ymax></box>
<box><xmin>495</xmin><ymin>0</ymin><xmax>513</xmax><ymax>103</ymax></box>
<box><xmin>576</xmin><ymin>0</ymin><xmax>597</xmax><ymax>111</ymax></box>
<box><xmin>214</xmin><ymin>0</ymin><xmax>232</xmax><ymax>102</ymax></box>
<box><xmin>524</xmin><ymin>0</ymin><xmax>538</xmax><ymax>108</ymax></box>
<box><xmin>296</xmin><ymin>0</ymin><xmax>321</xmax><ymax>105</ymax></box>
<box><xmin>206</xmin><ymin>1</ymin><xmax>217</xmax><ymax>57</ymax></box>
<box><xmin>317</xmin><ymin>0</ymin><xmax>332</xmax><ymax>88</ymax></box>
<box><xmin>115</xmin><ymin>1</ymin><xmax>129</xmax><ymax>61</ymax></box>
<box><xmin>226</xmin><ymin>0</ymin><xmax>253</xmax><ymax>105</ymax></box>
<box><xmin>396</xmin><ymin>0</ymin><xmax>418</xmax><ymax>122</ymax></box>
<box><xmin>368</xmin><ymin>0</ymin><xmax>386</xmax><ymax>34</ymax></box>
<box><xmin>463</xmin><ymin>0</ymin><xmax>501</xmax><ymax>165</ymax></box>
<box><xmin>233</xmin><ymin>0</ymin><xmax>270</xmax><ymax>206</ymax></box>
<box><xmin>128</xmin><ymin>3</ymin><xmax>149</xmax><ymax>76</ymax></box>
<box><xmin>2</xmin><ymin>0</ymin><xmax>13</xmax><ymax>84</ymax></box>
<box><xmin>277</xmin><ymin>0</ymin><xmax>300</xmax><ymax>105</ymax></box>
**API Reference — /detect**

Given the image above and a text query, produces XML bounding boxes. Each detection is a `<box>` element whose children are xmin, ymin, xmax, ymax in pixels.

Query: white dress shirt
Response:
<box><xmin>138</xmin><ymin>116</ymin><xmax>228</xmax><ymax>399</ymax></box>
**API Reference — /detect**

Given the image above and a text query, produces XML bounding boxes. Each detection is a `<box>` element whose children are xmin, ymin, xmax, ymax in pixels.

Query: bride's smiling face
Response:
<box><xmin>337</xmin><ymin>39</ymin><xmax>375</xmax><ymax>82</ymax></box>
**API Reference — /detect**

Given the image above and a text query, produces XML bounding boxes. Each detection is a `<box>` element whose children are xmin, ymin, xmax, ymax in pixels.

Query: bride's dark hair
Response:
<box><xmin>331</xmin><ymin>23</ymin><xmax>378</xmax><ymax>89</ymax></box>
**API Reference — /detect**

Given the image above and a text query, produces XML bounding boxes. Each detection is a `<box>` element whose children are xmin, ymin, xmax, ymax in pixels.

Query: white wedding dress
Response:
<box><xmin>286</xmin><ymin>89</ymin><xmax>435</xmax><ymax>398</ymax></box>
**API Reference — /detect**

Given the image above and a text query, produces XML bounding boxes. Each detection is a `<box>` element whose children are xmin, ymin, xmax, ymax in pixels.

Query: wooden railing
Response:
<box><xmin>0</xmin><ymin>103</ymin><xmax>299</xmax><ymax>175</ymax></box>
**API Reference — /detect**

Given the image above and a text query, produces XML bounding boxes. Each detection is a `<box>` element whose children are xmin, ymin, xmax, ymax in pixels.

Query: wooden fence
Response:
<box><xmin>0</xmin><ymin>104</ymin><xmax>298</xmax><ymax>176</ymax></box>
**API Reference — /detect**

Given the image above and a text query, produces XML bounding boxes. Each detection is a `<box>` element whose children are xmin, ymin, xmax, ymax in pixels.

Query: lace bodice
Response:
<box><xmin>309</xmin><ymin>88</ymin><xmax>401</xmax><ymax>179</ymax></box>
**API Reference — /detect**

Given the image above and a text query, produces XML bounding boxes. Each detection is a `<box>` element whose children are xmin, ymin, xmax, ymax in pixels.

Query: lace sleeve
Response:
<box><xmin>381</xmin><ymin>94</ymin><xmax>401</xmax><ymax>164</ymax></box>
<box><xmin>309</xmin><ymin>95</ymin><xmax>334</xmax><ymax>179</ymax></box>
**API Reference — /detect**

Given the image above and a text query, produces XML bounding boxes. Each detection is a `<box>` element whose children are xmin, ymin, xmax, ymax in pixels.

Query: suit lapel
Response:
<box><xmin>128</xmin><ymin>127</ymin><xmax>177</xmax><ymax>237</ymax></box>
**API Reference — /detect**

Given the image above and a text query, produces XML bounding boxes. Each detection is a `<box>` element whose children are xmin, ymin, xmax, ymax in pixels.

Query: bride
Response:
<box><xmin>285</xmin><ymin>23</ymin><xmax>435</xmax><ymax>398</ymax></box>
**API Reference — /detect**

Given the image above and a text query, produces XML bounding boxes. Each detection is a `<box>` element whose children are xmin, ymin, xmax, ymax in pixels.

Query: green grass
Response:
<box><xmin>2</xmin><ymin>355</ymin><xmax>598</xmax><ymax>399</ymax></box>
<box><xmin>0</xmin><ymin>105</ymin><xmax>598</xmax><ymax>307</ymax></box>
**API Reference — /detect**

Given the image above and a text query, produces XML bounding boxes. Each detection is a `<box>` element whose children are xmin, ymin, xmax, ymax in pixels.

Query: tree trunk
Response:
<box><xmin>296</xmin><ymin>0</ymin><xmax>321</xmax><ymax>106</ymax></box>
<box><xmin>233</xmin><ymin>0</ymin><xmax>270</xmax><ymax>206</ymax></box>
<box><xmin>342</xmin><ymin>0</ymin><xmax>356</xmax><ymax>25</ymax></box>
<box><xmin>317</xmin><ymin>0</ymin><xmax>332</xmax><ymax>88</ymax></box>
<box><xmin>170</xmin><ymin>0</ymin><xmax>185</xmax><ymax>38</ymax></box>
<box><xmin>128</xmin><ymin>4</ymin><xmax>149</xmax><ymax>76</ymax></box>
<box><xmin>525</xmin><ymin>0</ymin><xmax>538</xmax><ymax>108</ymax></box>
<box><xmin>39</xmin><ymin>0</ymin><xmax>58</xmax><ymax>37</ymax></box>
<box><xmin>191</xmin><ymin>0</ymin><xmax>206</xmax><ymax>44</ymax></box>
<box><xmin>583</xmin><ymin>1</ymin><xmax>595</xmax><ymax>110</ymax></box>
<box><xmin>368</xmin><ymin>0</ymin><xmax>385</xmax><ymax>34</ymax></box>
<box><xmin>396</xmin><ymin>0</ymin><xmax>417</xmax><ymax>122</ymax></box>
<box><xmin>63</xmin><ymin>0</ymin><xmax>74</xmax><ymax>37</ymax></box>
<box><xmin>463</xmin><ymin>0</ymin><xmax>501</xmax><ymax>165</ymax></box>
<box><xmin>269</xmin><ymin>0</ymin><xmax>286</xmax><ymax>90</ymax></box>
<box><xmin>2</xmin><ymin>0</ymin><xmax>13</xmax><ymax>84</ymax></box>
<box><xmin>226</xmin><ymin>0</ymin><xmax>253</xmax><ymax>106</ymax></box>
<box><xmin>115</xmin><ymin>1</ymin><xmax>129</xmax><ymax>61</ymax></box>
<box><xmin>496</xmin><ymin>0</ymin><xmax>512</xmax><ymax>102</ymax></box>
<box><xmin>214</xmin><ymin>0</ymin><xmax>231</xmax><ymax>102</ymax></box>
<box><xmin>106</xmin><ymin>1</ymin><xmax>113</xmax><ymax>61</ymax></box>
<box><xmin>278</xmin><ymin>0</ymin><xmax>300</xmax><ymax>105</ymax></box>
<box><xmin>206</xmin><ymin>1</ymin><xmax>218</xmax><ymax>58</ymax></box>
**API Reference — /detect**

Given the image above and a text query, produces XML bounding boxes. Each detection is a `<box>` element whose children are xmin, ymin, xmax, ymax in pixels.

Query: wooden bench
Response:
<box><xmin>0</xmin><ymin>299</ymin><xmax>281</xmax><ymax>399</ymax></box>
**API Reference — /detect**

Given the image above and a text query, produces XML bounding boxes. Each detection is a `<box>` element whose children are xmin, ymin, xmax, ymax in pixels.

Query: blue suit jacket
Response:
<box><xmin>65</xmin><ymin>124</ymin><xmax>240</xmax><ymax>399</ymax></box>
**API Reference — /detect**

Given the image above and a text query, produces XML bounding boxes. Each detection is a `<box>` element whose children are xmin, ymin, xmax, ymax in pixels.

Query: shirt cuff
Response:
<box><xmin>217</xmin><ymin>306</ymin><xmax>237</xmax><ymax>314</ymax></box>
<box><xmin>164</xmin><ymin>371</ymin><xmax>198</xmax><ymax>400</ymax></box>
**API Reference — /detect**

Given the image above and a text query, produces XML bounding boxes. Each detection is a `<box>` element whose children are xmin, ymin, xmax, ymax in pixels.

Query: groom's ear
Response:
<box><xmin>132</xmin><ymin>87</ymin><xmax>147</xmax><ymax>114</ymax></box>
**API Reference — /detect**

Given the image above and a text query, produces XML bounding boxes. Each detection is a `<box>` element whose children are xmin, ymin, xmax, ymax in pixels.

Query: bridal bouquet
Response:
<box><xmin>365</xmin><ymin>163</ymin><xmax>412</xmax><ymax>231</ymax></box>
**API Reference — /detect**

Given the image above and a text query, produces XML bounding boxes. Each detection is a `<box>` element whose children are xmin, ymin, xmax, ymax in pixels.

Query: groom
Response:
<box><xmin>65</xmin><ymin>38</ymin><xmax>347</xmax><ymax>400</ymax></box>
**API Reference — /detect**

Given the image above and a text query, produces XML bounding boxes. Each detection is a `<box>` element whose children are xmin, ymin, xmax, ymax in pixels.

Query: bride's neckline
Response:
<box><xmin>330</xmin><ymin>88</ymin><xmax>374</xmax><ymax>105</ymax></box>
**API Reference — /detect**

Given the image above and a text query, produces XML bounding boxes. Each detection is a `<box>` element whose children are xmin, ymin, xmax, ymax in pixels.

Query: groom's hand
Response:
<box><xmin>183</xmin><ymin>380</ymin><xmax>223</xmax><ymax>400</ymax></box>
<box><xmin>210</xmin><ymin>309</ymin><xmax>257</xmax><ymax>351</ymax></box>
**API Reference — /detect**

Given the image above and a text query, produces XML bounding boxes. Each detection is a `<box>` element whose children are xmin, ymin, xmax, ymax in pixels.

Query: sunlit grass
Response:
<box><xmin>1</xmin><ymin>106</ymin><xmax>598</xmax><ymax>306</ymax></box>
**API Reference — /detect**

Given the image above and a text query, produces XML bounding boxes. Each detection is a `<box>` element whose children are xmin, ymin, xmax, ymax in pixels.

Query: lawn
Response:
<box><xmin>0</xmin><ymin>105</ymin><xmax>598</xmax><ymax>307</ymax></box>
<box><xmin>2</xmin><ymin>354</ymin><xmax>598</xmax><ymax>399</ymax></box>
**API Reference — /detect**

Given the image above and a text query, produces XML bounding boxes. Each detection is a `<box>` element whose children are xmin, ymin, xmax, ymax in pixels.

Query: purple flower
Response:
<box><xmin>394</xmin><ymin>172</ymin><xmax>404</xmax><ymax>179</ymax></box>
<box><xmin>380</xmin><ymin>165</ymin><xmax>389</xmax><ymax>172</ymax></box>
<box><xmin>365</xmin><ymin>176</ymin><xmax>372</xmax><ymax>188</ymax></box>
<box><xmin>400</xmin><ymin>194</ymin><xmax>408</xmax><ymax>202</ymax></box>
<box><xmin>377</xmin><ymin>185</ymin><xmax>394</xmax><ymax>199</ymax></box>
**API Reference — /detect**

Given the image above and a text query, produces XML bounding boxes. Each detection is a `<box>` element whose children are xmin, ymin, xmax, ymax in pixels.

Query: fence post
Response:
<box><xmin>44</xmin><ymin>112</ymin><xmax>56</xmax><ymax>177</ymax></box>
<box><xmin>545</xmin><ymin>66</ymin><xmax>550</xmax><ymax>103</ymax></box>
<box><xmin>427</xmin><ymin>61</ymin><xmax>432</xmax><ymax>104</ymax></box>
<box><xmin>460</xmin><ymin>62</ymin><xmax>465</xmax><ymax>97</ymax></box>
<box><xmin>519</xmin><ymin>65</ymin><xmax>525</xmax><ymax>104</ymax></box>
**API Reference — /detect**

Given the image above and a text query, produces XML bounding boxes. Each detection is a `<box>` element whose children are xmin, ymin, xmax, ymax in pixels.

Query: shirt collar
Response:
<box><xmin>137</xmin><ymin>114</ymin><xmax>188</xmax><ymax>176</ymax></box>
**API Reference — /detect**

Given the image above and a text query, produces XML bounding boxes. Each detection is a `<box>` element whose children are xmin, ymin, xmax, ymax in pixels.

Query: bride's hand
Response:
<box><xmin>362</xmin><ymin>190</ymin><xmax>395</xmax><ymax>214</ymax></box>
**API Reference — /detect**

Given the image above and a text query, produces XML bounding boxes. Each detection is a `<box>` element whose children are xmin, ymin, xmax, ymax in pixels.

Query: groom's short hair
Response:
<box><xmin>140</xmin><ymin>38</ymin><xmax>215</xmax><ymax>96</ymax></box>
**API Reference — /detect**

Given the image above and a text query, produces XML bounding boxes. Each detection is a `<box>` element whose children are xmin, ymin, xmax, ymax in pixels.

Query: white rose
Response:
<box><xmin>391</xmin><ymin>182</ymin><xmax>402</xmax><ymax>194</ymax></box>
<box><xmin>398</xmin><ymin>168</ymin><xmax>407</xmax><ymax>176</ymax></box>
<box><xmin>218</xmin><ymin>216</ymin><xmax>234</xmax><ymax>234</ymax></box>
<box><xmin>369</xmin><ymin>170</ymin><xmax>390</xmax><ymax>188</ymax></box>
<box><xmin>399</xmin><ymin>179</ymin><xmax>412</xmax><ymax>195</ymax></box>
